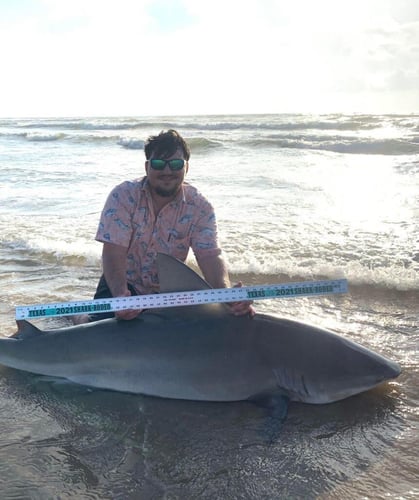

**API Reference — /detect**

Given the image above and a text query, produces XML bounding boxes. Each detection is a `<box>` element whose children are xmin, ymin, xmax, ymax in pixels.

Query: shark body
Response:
<box><xmin>0</xmin><ymin>254</ymin><xmax>401</xmax><ymax>404</ymax></box>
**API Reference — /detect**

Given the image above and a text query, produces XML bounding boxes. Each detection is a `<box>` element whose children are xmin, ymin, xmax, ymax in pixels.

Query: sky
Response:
<box><xmin>0</xmin><ymin>0</ymin><xmax>418</xmax><ymax>117</ymax></box>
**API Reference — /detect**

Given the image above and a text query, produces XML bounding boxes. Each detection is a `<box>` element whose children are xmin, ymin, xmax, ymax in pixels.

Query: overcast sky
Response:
<box><xmin>1</xmin><ymin>0</ymin><xmax>418</xmax><ymax>117</ymax></box>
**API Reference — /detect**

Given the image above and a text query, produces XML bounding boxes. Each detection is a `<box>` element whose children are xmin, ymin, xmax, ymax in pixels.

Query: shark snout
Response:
<box><xmin>382</xmin><ymin>358</ymin><xmax>401</xmax><ymax>380</ymax></box>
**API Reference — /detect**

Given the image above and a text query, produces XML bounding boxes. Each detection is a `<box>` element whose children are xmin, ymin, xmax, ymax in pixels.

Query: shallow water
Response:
<box><xmin>0</xmin><ymin>114</ymin><xmax>417</xmax><ymax>498</ymax></box>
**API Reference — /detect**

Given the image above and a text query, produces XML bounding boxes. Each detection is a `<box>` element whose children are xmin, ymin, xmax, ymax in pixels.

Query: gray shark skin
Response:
<box><xmin>0</xmin><ymin>254</ymin><xmax>401</xmax><ymax>404</ymax></box>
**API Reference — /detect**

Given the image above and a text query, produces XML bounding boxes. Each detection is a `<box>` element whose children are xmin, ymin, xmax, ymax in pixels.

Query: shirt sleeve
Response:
<box><xmin>95</xmin><ymin>182</ymin><xmax>135</xmax><ymax>247</ymax></box>
<box><xmin>190</xmin><ymin>199</ymin><xmax>222</xmax><ymax>259</ymax></box>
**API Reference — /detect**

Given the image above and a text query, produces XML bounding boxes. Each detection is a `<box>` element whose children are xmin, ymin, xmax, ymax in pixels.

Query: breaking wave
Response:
<box><xmin>243</xmin><ymin>136</ymin><xmax>419</xmax><ymax>155</ymax></box>
<box><xmin>1</xmin><ymin>237</ymin><xmax>417</xmax><ymax>294</ymax></box>
<box><xmin>1</xmin><ymin>114</ymin><xmax>418</xmax><ymax>156</ymax></box>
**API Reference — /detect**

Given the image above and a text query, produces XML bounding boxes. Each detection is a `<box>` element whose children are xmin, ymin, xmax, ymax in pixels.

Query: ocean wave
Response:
<box><xmin>0</xmin><ymin>239</ymin><xmax>100</xmax><ymax>268</ymax></box>
<box><xmin>188</xmin><ymin>118</ymin><xmax>381</xmax><ymax>132</ymax></box>
<box><xmin>4</xmin><ymin>114</ymin><xmax>418</xmax><ymax>135</ymax></box>
<box><xmin>0</xmin><ymin>130</ymin><xmax>108</xmax><ymax>142</ymax></box>
<box><xmin>116</xmin><ymin>136</ymin><xmax>221</xmax><ymax>151</ymax></box>
<box><xmin>7</xmin><ymin>130</ymin><xmax>417</xmax><ymax>155</ymax></box>
<box><xmin>4</xmin><ymin>117</ymin><xmax>376</xmax><ymax>135</ymax></box>
<box><xmin>225</xmin><ymin>254</ymin><xmax>419</xmax><ymax>293</ymax></box>
<box><xmin>12</xmin><ymin>118</ymin><xmax>144</xmax><ymax>131</ymax></box>
<box><xmin>1</xmin><ymin>238</ymin><xmax>416</xmax><ymax>295</ymax></box>
<box><xmin>187</xmin><ymin>137</ymin><xmax>223</xmax><ymax>151</ymax></box>
<box><xmin>2</xmin><ymin>115</ymin><xmax>419</xmax><ymax>156</ymax></box>
<box><xmin>11</xmin><ymin>118</ymin><xmax>184</xmax><ymax>131</ymax></box>
<box><xmin>25</xmin><ymin>132</ymin><xmax>65</xmax><ymax>142</ymax></box>
<box><xmin>0</xmin><ymin>129</ymin><xmax>222</xmax><ymax>153</ymax></box>
<box><xmin>243</xmin><ymin>137</ymin><xmax>419</xmax><ymax>155</ymax></box>
<box><xmin>117</xmin><ymin>137</ymin><xmax>145</xmax><ymax>150</ymax></box>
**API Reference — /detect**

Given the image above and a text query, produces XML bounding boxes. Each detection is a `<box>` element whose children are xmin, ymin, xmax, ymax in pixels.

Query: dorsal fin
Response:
<box><xmin>157</xmin><ymin>253</ymin><xmax>212</xmax><ymax>292</ymax></box>
<box><xmin>156</xmin><ymin>253</ymin><xmax>229</xmax><ymax>316</ymax></box>
<box><xmin>11</xmin><ymin>320</ymin><xmax>43</xmax><ymax>339</ymax></box>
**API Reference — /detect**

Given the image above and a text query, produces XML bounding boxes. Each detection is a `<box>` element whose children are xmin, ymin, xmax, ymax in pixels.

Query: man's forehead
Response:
<box><xmin>150</xmin><ymin>147</ymin><xmax>185</xmax><ymax>159</ymax></box>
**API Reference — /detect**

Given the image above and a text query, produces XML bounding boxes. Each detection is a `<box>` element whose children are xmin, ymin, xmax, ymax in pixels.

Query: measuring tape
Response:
<box><xmin>15</xmin><ymin>278</ymin><xmax>348</xmax><ymax>320</ymax></box>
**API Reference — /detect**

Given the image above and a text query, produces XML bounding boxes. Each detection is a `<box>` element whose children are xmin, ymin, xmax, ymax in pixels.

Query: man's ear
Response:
<box><xmin>144</xmin><ymin>161</ymin><xmax>148</xmax><ymax>174</ymax></box>
<box><xmin>185</xmin><ymin>161</ymin><xmax>189</xmax><ymax>174</ymax></box>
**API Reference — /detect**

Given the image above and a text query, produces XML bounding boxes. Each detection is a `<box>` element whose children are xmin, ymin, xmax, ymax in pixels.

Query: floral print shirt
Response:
<box><xmin>95</xmin><ymin>177</ymin><xmax>221</xmax><ymax>293</ymax></box>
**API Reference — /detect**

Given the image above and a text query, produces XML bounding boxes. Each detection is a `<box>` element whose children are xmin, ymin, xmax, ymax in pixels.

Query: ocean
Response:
<box><xmin>0</xmin><ymin>114</ymin><xmax>417</xmax><ymax>499</ymax></box>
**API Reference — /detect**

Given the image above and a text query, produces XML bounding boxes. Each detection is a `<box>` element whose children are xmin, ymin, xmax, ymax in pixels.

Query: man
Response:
<box><xmin>90</xmin><ymin>129</ymin><xmax>253</xmax><ymax>321</ymax></box>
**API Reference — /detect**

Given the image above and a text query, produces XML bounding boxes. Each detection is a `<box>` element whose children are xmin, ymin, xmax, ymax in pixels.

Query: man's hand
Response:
<box><xmin>228</xmin><ymin>282</ymin><xmax>255</xmax><ymax>318</ymax></box>
<box><xmin>197</xmin><ymin>255</ymin><xmax>255</xmax><ymax>317</ymax></box>
<box><xmin>115</xmin><ymin>290</ymin><xmax>143</xmax><ymax>321</ymax></box>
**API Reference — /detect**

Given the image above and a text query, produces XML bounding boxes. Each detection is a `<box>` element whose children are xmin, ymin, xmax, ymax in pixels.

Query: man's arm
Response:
<box><xmin>197</xmin><ymin>254</ymin><xmax>231</xmax><ymax>289</ymax></box>
<box><xmin>197</xmin><ymin>254</ymin><xmax>255</xmax><ymax>317</ymax></box>
<box><xmin>102</xmin><ymin>242</ymin><xmax>142</xmax><ymax>320</ymax></box>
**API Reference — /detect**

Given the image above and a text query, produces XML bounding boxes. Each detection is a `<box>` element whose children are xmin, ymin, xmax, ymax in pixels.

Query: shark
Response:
<box><xmin>0</xmin><ymin>254</ymin><xmax>401</xmax><ymax>404</ymax></box>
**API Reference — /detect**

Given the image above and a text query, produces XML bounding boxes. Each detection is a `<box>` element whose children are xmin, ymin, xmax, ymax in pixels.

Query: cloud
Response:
<box><xmin>0</xmin><ymin>0</ymin><xmax>418</xmax><ymax>116</ymax></box>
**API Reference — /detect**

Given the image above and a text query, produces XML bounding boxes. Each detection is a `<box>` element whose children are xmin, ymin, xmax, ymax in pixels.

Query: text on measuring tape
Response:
<box><xmin>15</xmin><ymin>279</ymin><xmax>348</xmax><ymax>320</ymax></box>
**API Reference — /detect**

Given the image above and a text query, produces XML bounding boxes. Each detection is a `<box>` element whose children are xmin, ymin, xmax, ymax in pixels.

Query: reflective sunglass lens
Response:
<box><xmin>169</xmin><ymin>159</ymin><xmax>184</xmax><ymax>170</ymax></box>
<box><xmin>150</xmin><ymin>159</ymin><xmax>166</xmax><ymax>170</ymax></box>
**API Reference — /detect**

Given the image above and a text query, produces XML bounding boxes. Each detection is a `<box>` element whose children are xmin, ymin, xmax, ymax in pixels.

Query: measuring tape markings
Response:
<box><xmin>15</xmin><ymin>279</ymin><xmax>348</xmax><ymax>320</ymax></box>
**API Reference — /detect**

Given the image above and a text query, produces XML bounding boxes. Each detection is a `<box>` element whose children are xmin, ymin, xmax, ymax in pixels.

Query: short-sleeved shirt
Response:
<box><xmin>95</xmin><ymin>177</ymin><xmax>221</xmax><ymax>294</ymax></box>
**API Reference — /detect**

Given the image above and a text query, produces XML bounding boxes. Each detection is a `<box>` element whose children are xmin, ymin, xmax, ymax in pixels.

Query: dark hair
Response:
<box><xmin>144</xmin><ymin>129</ymin><xmax>190</xmax><ymax>160</ymax></box>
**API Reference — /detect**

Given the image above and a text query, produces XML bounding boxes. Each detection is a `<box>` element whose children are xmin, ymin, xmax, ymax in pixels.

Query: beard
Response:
<box><xmin>154</xmin><ymin>184</ymin><xmax>181</xmax><ymax>198</ymax></box>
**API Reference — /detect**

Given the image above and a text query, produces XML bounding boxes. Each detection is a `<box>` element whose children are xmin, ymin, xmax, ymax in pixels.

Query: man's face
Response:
<box><xmin>145</xmin><ymin>147</ymin><xmax>188</xmax><ymax>198</ymax></box>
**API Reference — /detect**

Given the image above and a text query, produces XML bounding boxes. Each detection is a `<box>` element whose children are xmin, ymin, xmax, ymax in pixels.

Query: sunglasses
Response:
<box><xmin>148</xmin><ymin>159</ymin><xmax>186</xmax><ymax>171</ymax></box>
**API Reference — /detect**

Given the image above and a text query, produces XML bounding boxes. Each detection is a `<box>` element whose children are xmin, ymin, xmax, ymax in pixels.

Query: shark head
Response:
<box><xmin>254</xmin><ymin>314</ymin><xmax>401</xmax><ymax>404</ymax></box>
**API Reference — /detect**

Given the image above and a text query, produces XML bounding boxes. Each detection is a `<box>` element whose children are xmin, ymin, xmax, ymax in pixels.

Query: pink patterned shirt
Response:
<box><xmin>95</xmin><ymin>177</ymin><xmax>221</xmax><ymax>294</ymax></box>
